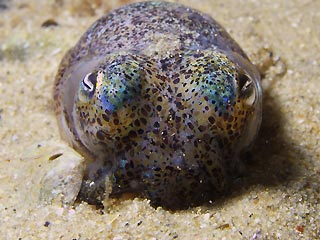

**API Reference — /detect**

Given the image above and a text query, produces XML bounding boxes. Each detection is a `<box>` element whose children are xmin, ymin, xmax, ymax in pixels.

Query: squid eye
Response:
<box><xmin>83</xmin><ymin>72</ymin><xmax>97</xmax><ymax>92</ymax></box>
<box><xmin>78</xmin><ymin>72</ymin><xmax>98</xmax><ymax>102</ymax></box>
<box><xmin>238</xmin><ymin>72</ymin><xmax>255</xmax><ymax>106</ymax></box>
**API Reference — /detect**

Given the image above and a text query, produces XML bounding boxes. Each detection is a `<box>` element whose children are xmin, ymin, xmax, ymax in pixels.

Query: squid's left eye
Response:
<box><xmin>79</xmin><ymin>72</ymin><xmax>98</xmax><ymax>102</ymax></box>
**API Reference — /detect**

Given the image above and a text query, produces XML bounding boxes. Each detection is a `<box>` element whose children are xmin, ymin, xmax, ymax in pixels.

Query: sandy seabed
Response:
<box><xmin>0</xmin><ymin>0</ymin><xmax>319</xmax><ymax>239</ymax></box>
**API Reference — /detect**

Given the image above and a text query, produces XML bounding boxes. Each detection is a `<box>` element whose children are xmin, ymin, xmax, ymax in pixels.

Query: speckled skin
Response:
<box><xmin>54</xmin><ymin>1</ymin><xmax>262</xmax><ymax>209</ymax></box>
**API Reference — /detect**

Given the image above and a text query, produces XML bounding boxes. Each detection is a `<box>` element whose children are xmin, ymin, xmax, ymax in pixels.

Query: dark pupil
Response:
<box><xmin>83</xmin><ymin>73</ymin><xmax>97</xmax><ymax>91</ymax></box>
<box><xmin>238</xmin><ymin>73</ymin><xmax>254</xmax><ymax>98</ymax></box>
<box><xmin>238</xmin><ymin>73</ymin><xmax>249</xmax><ymax>90</ymax></box>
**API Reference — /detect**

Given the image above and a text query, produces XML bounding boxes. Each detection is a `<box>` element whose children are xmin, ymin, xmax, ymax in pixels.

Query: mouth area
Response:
<box><xmin>104</xmin><ymin>132</ymin><xmax>229</xmax><ymax>209</ymax></box>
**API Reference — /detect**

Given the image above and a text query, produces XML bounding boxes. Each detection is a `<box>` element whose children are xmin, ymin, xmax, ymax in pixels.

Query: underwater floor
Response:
<box><xmin>0</xmin><ymin>0</ymin><xmax>319</xmax><ymax>239</ymax></box>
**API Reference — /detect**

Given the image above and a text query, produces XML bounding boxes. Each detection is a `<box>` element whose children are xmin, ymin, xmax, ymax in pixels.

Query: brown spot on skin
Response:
<box><xmin>173</xmin><ymin>78</ymin><xmax>180</xmax><ymax>84</ymax></box>
<box><xmin>198</xmin><ymin>125</ymin><xmax>206</xmax><ymax>132</ymax></box>
<box><xmin>97</xmin><ymin>117</ymin><xmax>103</xmax><ymax>126</ymax></box>
<box><xmin>128</xmin><ymin>130</ymin><xmax>137</xmax><ymax>138</ymax></box>
<box><xmin>208</xmin><ymin>116</ymin><xmax>215</xmax><ymax>124</ymax></box>
<box><xmin>102</xmin><ymin>114</ymin><xmax>110</xmax><ymax>122</ymax></box>
<box><xmin>140</xmin><ymin>117</ymin><xmax>147</xmax><ymax>125</ymax></box>
<box><xmin>141</xmin><ymin>108</ymin><xmax>148</xmax><ymax>116</ymax></box>
<box><xmin>187</xmin><ymin>122</ymin><xmax>194</xmax><ymax>130</ymax></box>
<box><xmin>134</xmin><ymin>119</ymin><xmax>140</xmax><ymax>127</ymax></box>
<box><xmin>96</xmin><ymin>130</ymin><xmax>108</xmax><ymax>140</ymax></box>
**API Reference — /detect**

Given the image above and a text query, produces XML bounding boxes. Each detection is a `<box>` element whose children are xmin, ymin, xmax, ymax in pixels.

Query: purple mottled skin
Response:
<box><xmin>54</xmin><ymin>1</ymin><xmax>262</xmax><ymax>209</ymax></box>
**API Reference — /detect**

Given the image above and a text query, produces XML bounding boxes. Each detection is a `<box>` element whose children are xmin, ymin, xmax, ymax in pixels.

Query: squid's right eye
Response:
<box><xmin>78</xmin><ymin>72</ymin><xmax>98</xmax><ymax>102</ymax></box>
